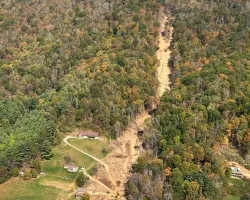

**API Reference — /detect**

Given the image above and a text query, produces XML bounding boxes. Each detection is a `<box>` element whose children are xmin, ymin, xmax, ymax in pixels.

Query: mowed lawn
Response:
<box><xmin>42</xmin><ymin>141</ymin><xmax>95</xmax><ymax>179</ymax></box>
<box><xmin>67</xmin><ymin>138</ymin><xmax>111</xmax><ymax>159</ymax></box>
<box><xmin>225</xmin><ymin>196</ymin><xmax>240</xmax><ymax>200</ymax></box>
<box><xmin>228</xmin><ymin>178</ymin><xmax>245</xmax><ymax>186</ymax></box>
<box><xmin>0</xmin><ymin>177</ymin><xmax>70</xmax><ymax>200</ymax></box>
<box><xmin>0</xmin><ymin>137</ymin><xmax>111</xmax><ymax>200</ymax></box>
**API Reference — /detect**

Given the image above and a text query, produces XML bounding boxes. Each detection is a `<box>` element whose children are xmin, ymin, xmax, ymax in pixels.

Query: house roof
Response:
<box><xmin>78</xmin><ymin>130</ymin><xmax>99</xmax><ymax>137</ymax></box>
<box><xmin>64</xmin><ymin>164</ymin><xmax>78</xmax><ymax>169</ymax></box>
<box><xmin>76</xmin><ymin>188</ymin><xmax>86</xmax><ymax>196</ymax></box>
<box><xmin>231</xmin><ymin>167</ymin><xmax>242</xmax><ymax>174</ymax></box>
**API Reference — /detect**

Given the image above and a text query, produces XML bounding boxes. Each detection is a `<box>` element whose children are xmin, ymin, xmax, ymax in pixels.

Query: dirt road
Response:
<box><xmin>64</xmin><ymin>114</ymin><xmax>151</xmax><ymax>198</ymax></box>
<box><xmin>63</xmin><ymin>136</ymin><xmax>109</xmax><ymax>169</ymax></box>
<box><xmin>63</xmin><ymin>137</ymin><xmax>115</xmax><ymax>193</ymax></box>
<box><xmin>84</xmin><ymin>171</ymin><xmax>112</xmax><ymax>193</ymax></box>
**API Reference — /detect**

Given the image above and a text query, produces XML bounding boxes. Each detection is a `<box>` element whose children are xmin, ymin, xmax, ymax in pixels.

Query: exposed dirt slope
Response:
<box><xmin>67</xmin><ymin>11</ymin><xmax>173</xmax><ymax>200</ymax></box>
<box><xmin>85</xmin><ymin>12</ymin><xmax>174</xmax><ymax>199</ymax></box>
<box><xmin>157</xmin><ymin>15</ymin><xmax>173</xmax><ymax>96</ymax></box>
<box><xmin>94</xmin><ymin>112</ymin><xmax>150</xmax><ymax>199</ymax></box>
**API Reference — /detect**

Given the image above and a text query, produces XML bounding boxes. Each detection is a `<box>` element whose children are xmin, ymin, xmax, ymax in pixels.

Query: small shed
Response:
<box><xmin>78</xmin><ymin>130</ymin><xmax>99</xmax><ymax>139</ymax></box>
<box><xmin>231</xmin><ymin>167</ymin><xmax>243</xmax><ymax>178</ymax></box>
<box><xmin>64</xmin><ymin>164</ymin><xmax>78</xmax><ymax>172</ymax></box>
<box><xmin>75</xmin><ymin>188</ymin><xmax>87</xmax><ymax>199</ymax></box>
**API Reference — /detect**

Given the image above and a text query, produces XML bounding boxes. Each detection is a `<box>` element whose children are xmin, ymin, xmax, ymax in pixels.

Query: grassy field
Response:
<box><xmin>67</xmin><ymin>138</ymin><xmax>111</xmax><ymax>159</ymax></box>
<box><xmin>0</xmin><ymin>177</ymin><xmax>71</xmax><ymax>200</ymax></box>
<box><xmin>0</xmin><ymin>137</ymin><xmax>110</xmax><ymax>200</ymax></box>
<box><xmin>42</xmin><ymin>141</ymin><xmax>95</xmax><ymax>180</ymax></box>
<box><xmin>225</xmin><ymin>195</ymin><xmax>240</xmax><ymax>200</ymax></box>
<box><xmin>228</xmin><ymin>178</ymin><xmax>245</xmax><ymax>186</ymax></box>
<box><xmin>244</xmin><ymin>164</ymin><xmax>250</xmax><ymax>170</ymax></box>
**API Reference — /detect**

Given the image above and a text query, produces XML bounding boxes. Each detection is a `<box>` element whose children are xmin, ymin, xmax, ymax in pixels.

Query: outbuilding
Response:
<box><xmin>64</xmin><ymin>164</ymin><xmax>78</xmax><ymax>172</ymax></box>
<box><xmin>78</xmin><ymin>130</ymin><xmax>99</xmax><ymax>139</ymax></box>
<box><xmin>230</xmin><ymin>167</ymin><xmax>243</xmax><ymax>178</ymax></box>
<box><xmin>75</xmin><ymin>188</ymin><xmax>87</xmax><ymax>199</ymax></box>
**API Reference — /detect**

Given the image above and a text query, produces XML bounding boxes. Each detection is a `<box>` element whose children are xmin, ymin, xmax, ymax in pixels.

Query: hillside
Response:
<box><xmin>1</xmin><ymin>0</ymin><xmax>250</xmax><ymax>199</ymax></box>
<box><xmin>126</xmin><ymin>0</ymin><xmax>250</xmax><ymax>199</ymax></box>
<box><xmin>0</xmin><ymin>0</ymin><xmax>164</xmax><ymax>183</ymax></box>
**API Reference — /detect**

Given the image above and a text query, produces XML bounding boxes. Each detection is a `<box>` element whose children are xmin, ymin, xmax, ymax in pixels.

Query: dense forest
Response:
<box><xmin>126</xmin><ymin>0</ymin><xmax>250</xmax><ymax>199</ymax></box>
<box><xmin>2</xmin><ymin>0</ymin><xmax>250</xmax><ymax>198</ymax></box>
<box><xmin>0</xmin><ymin>0</ymin><xmax>165</xmax><ymax>183</ymax></box>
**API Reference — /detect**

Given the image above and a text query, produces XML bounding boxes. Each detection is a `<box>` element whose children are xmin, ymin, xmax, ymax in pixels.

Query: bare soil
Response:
<box><xmin>83</xmin><ymin>112</ymin><xmax>150</xmax><ymax>199</ymax></box>
<box><xmin>99</xmin><ymin>112</ymin><xmax>150</xmax><ymax>197</ymax></box>
<box><xmin>157</xmin><ymin>14</ymin><xmax>173</xmax><ymax>96</ymax></box>
<box><xmin>80</xmin><ymin>11</ymin><xmax>174</xmax><ymax>199</ymax></box>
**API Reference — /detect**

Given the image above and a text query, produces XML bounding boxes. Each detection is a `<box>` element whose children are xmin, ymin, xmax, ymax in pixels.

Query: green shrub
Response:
<box><xmin>23</xmin><ymin>171</ymin><xmax>31</xmax><ymax>180</ymax></box>
<box><xmin>31</xmin><ymin>169</ymin><xmax>38</xmax><ymax>178</ymax></box>
<box><xmin>11</xmin><ymin>167</ymin><xmax>19</xmax><ymax>177</ymax></box>
<box><xmin>76</xmin><ymin>173</ymin><xmax>87</xmax><ymax>187</ymax></box>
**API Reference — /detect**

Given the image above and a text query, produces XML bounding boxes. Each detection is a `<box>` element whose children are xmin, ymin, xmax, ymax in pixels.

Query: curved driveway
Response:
<box><xmin>63</xmin><ymin>136</ymin><xmax>115</xmax><ymax>192</ymax></box>
<box><xmin>63</xmin><ymin>136</ymin><xmax>109</xmax><ymax>168</ymax></box>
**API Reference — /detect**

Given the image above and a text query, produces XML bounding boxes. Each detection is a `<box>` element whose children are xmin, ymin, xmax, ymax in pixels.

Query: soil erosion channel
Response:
<box><xmin>65</xmin><ymin>12</ymin><xmax>173</xmax><ymax>200</ymax></box>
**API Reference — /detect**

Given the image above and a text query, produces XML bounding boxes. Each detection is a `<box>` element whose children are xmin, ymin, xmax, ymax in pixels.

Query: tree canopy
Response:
<box><xmin>126</xmin><ymin>0</ymin><xmax>250</xmax><ymax>199</ymax></box>
<box><xmin>0</xmin><ymin>0</ymin><xmax>163</xmax><ymax>183</ymax></box>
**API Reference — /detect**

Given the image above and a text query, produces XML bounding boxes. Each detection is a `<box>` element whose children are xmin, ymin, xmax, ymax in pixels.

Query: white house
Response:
<box><xmin>64</xmin><ymin>164</ymin><xmax>78</xmax><ymax>172</ymax></box>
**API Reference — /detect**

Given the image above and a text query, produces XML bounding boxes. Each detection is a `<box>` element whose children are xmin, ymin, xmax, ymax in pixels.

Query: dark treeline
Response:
<box><xmin>126</xmin><ymin>0</ymin><xmax>250</xmax><ymax>199</ymax></box>
<box><xmin>0</xmin><ymin>0</ymin><xmax>165</xmax><ymax>183</ymax></box>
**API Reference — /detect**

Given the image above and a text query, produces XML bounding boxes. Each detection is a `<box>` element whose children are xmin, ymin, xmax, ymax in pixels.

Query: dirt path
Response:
<box><xmin>64</xmin><ymin>113</ymin><xmax>150</xmax><ymax>198</ymax></box>
<box><xmin>83</xmin><ymin>171</ymin><xmax>112</xmax><ymax>193</ymax></box>
<box><xmin>63</xmin><ymin>136</ymin><xmax>109</xmax><ymax>169</ymax></box>
<box><xmin>63</xmin><ymin>137</ymin><xmax>115</xmax><ymax>193</ymax></box>
<box><xmin>157</xmin><ymin>15</ymin><xmax>173</xmax><ymax>96</ymax></box>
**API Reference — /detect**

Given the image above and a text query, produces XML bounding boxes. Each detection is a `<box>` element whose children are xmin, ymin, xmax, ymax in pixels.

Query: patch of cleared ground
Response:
<box><xmin>228</xmin><ymin>177</ymin><xmax>245</xmax><ymax>186</ymax></box>
<box><xmin>157</xmin><ymin>14</ymin><xmax>173</xmax><ymax>96</ymax></box>
<box><xmin>42</xmin><ymin>142</ymin><xmax>94</xmax><ymax>180</ymax></box>
<box><xmin>85</xmin><ymin>111</ymin><xmax>150</xmax><ymax>199</ymax></box>
<box><xmin>214</xmin><ymin>142</ymin><xmax>250</xmax><ymax>180</ymax></box>
<box><xmin>38</xmin><ymin>175</ymin><xmax>74</xmax><ymax>190</ymax></box>
<box><xmin>225</xmin><ymin>195</ymin><xmax>240</xmax><ymax>200</ymax></box>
